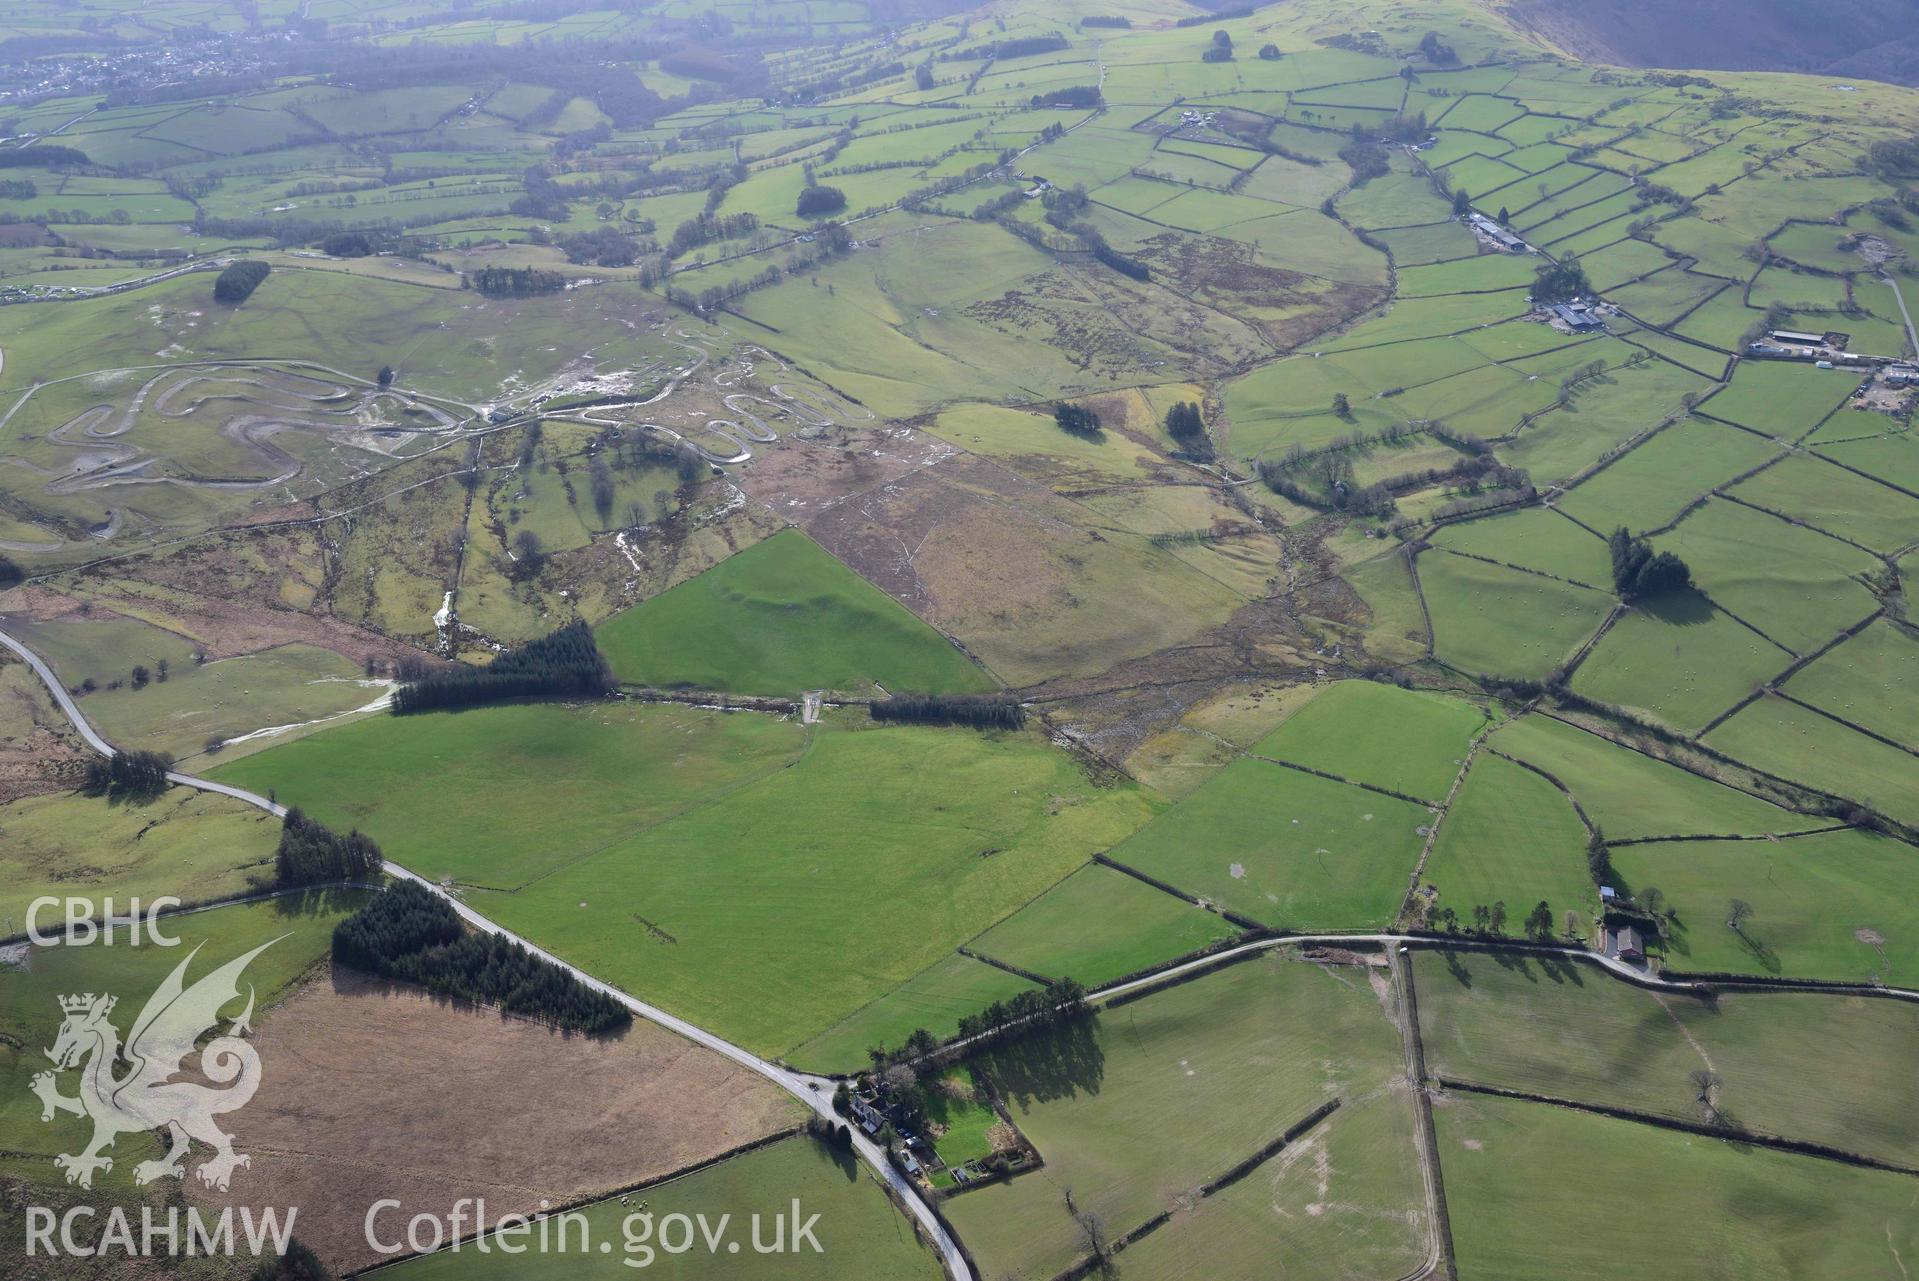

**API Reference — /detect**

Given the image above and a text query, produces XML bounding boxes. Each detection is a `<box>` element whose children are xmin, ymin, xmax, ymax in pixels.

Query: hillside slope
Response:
<box><xmin>1501</xmin><ymin>0</ymin><xmax>1919</xmax><ymax>85</ymax></box>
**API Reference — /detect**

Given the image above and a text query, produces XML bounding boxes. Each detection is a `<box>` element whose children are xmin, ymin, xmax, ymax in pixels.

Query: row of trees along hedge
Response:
<box><xmin>956</xmin><ymin>978</ymin><xmax>1089</xmax><ymax>1043</ymax></box>
<box><xmin>391</xmin><ymin>620</ymin><xmax>613</xmax><ymax>713</ymax></box>
<box><xmin>276</xmin><ymin>807</ymin><xmax>383</xmax><ymax>886</ymax></box>
<box><xmin>212</xmin><ymin>260</ymin><xmax>270</xmax><ymax>304</ymax></box>
<box><xmin>332</xmin><ymin>880</ymin><xmax>631</xmax><ymax>1034</ymax></box>
<box><xmin>470</xmin><ymin>265</ymin><xmax>566</xmax><ymax>297</ymax></box>
<box><xmin>1032</xmin><ymin>85</ymin><xmax>1102</xmax><ymax>108</ymax></box>
<box><xmin>81</xmin><ymin>749</ymin><xmax>173</xmax><ymax>799</ymax></box>
<box><xmin>1608</xmin><ymin>527</ymin><xmax>1692</xmax><ymax>598</ymax></box>
<box><xmin>0</xmin><ymin>145</ymin><xmax>86</xmax><ymax>169</ymax></box>
<box><xmin>869</xmin><ymin>693</ymin><xmax>1026</xmax><ymax>730</ymax></box>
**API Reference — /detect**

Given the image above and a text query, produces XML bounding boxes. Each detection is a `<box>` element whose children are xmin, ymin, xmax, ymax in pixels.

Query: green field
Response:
<box><xmin>595</xmin><ymin>529</ymin><xmax>995</xmax><ymax>696</ymax></box>
<box><xmin>219</xmin><ymin>707</ymin><xmax>1158</xmax><ymax>1058</ymax></box>
<box><xmin>1570</xmin><ymin>597</ymin><xmax>1791</xmax><ymax>734</ymax></box>
<box><xmin>1416</xmin><ymin>946</ymin><xmax>1919</xmax><ymax>1166</ymax></box>
<box><xmin>1781</xmin><ymin>619</ymin><xmax>1919</xmax><ymax>751</ymax></box>
<box><xmin>1489</xmin><ymin>714</ymin><xmax>1799</xmax><ymax>838</ymax></box>
<box><xmin>965</xmin><ymin>862</ymin><xmax>1241</xmax><ymax>988</ymax></box>
<box><xmin>1250</xmin><ymin>679</ymin><xmax>1490</xmax><ymax>802</ymax></box>
<box><xmin>1419</xmin><ymin>551</ymin><xmax>1613</xmax><ymax>681</ymax></box>
<box><xmin>1611</xmin><ymin>828</ymin><xmax>1919</xmax><ymax>985</ymax></box>
<box><xmin>789</xmin><ymin>953</ymin><xmax>1040</xmax><ymax>1073</ymax></box>
<box><xmin>1113</xmin><ymin>756</ymin><xmax>1430</xmax><ymax>931</ymax></box>
<box><xmin>1421</xmin><ymin>751</ymin><xmax>1594</xmax><ymax>938</ymax></box>
<box><xmin>211</xmin><ymin>701</ymin><xmax>809</xmax><ymax>889</ymax></box>
<box><xmin>1438</xmin><ymin>1091</ymin><xmax>1919</xmax><ymax>1280</ymax></box>
<box><xmin>944</xmin><ymin>951</ymin><xmax>1422</xmax><ymax>1281</ymax></box>
<box><xmin>1706</xmin><ymin>695</ymin><xmax>1919</xmax><ymax>828</ymax></box>
<box><xmin>394</xmin><ymin>1136</ymin><xmax>942</xmax><ymax>1280</ymax></box>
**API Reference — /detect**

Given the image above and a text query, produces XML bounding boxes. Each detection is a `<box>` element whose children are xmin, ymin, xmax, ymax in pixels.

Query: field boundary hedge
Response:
<box><xmin>1436</xmin><ymin>1078</ymin><xmax>1919</xmax><ymax>1178</ymax></box>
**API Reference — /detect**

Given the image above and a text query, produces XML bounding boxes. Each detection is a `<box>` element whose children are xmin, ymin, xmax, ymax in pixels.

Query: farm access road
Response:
<box><xmin>10</xmin><ymin>619</ymin><xmax>1919</xmax><ymax>1281</ymax></box>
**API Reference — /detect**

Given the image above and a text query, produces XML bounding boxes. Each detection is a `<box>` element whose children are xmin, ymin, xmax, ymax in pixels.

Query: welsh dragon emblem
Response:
<box><xmin>31</xmin><ymin>938</ymin><xmax>280</xmax><ymax>1191</ymax></box>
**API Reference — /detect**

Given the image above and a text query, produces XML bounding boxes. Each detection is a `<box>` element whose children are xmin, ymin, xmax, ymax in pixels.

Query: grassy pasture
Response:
<box><xmin>595</xmin><ymin>529</ymin><xmax>994</xmax><ymax>696</ymax></box>
<box><xmin>211</xmin><ymin>702</ymin><xmax>809</xmax><ymax>889</ymax></box>
<box><xmin>1815</xmin><ymin>433</ymin><xmax>1919</xmax><ymax>493</ymax></box>
<box><xmin>1701</xmin><ymin>362</ymin><xmax>1854</xmax><ymax>438</ymax></box>
<box><xmin>1109</xmin><ymin>1083</ymin><xmax>1428</xmax><ymax>1281</ymax></box>
<box><xmin>1558</xmin><ymin>417</ymin><xmax>1782</xmax><ymax>535</ymax></box>
<box><xmin>1728</xmin><ymin>454</ymin><xmax>1919</xmax><ymax>553</ymax></box>
<box><xmin>1490</xmin><ymin>714</ymin><xmax>1798</xmax><ymax>839</ymax></box>
<box><xmin>1571</xmin><ymin>597</ymin><xmax>1791</xmax><ymax>735</ymax></box>
<box><xmin>1655</xmin><ymin>497</ymin><xmax>1880</xmax><ymax>653</ymax></box>
<box><xmin>1612</xmin><ymin>828</ymin><xmax>1919</xmax><ymax>986</ymax></box>
<box><xmin>1430</xmin><ymin>506</ymin><xmax>1611</xmax><ymax>586</ymax></box>
<box><xmin>1250</xmin><ymin>679</ymin><xmax>1489</xmax><ymax>802</ymax></box>
<box><xmin>394</xmin><ymin>1135</ymin><xmax>942</xmax><ymax>1280</ymax></box>
<box><xmin>789</xmin><ymin>953</ymin><xmax>1040</xmax><ymax>1073</ymax></box>
<box><xmin>1112</xmin><ymin>756</ymin><xmax>1429</xmax><ymax>930</ymax></box>
<box><xmin>1421</xmin><ymin>751</ymin><xmax>1594</xmax><ymax>937</ymax></box>
<box><xmin>967</xmin><ymin>862</ymin><xmax>1239</xmax><ymax>989</ymax></box>
<box><xmin>1437</xmin><ymin>1091</ymin><xmax>1919</xmax><ymax>1281</ymax></box>
<box><xmin>1416</xmin><ymin>946</ymin><xmax>1919</xmax><ymax>1167</ymax></box>
<box><xmin>1706</xmin><ymin>695</ymin><xmax>1919</xmax><ymax>828</ymax></box>
<box><xmin>1500</xmin><ymin>358</ymin><xmax>1714</xmax><ymax>486</ymax></box>
<box><xmin>943</xmin><ymin>951</ymin><xmax>1414</xmax><ymax>1281</ymax></box>
<box><xmin>1782</xmin><ymin>619</ymin><xmax>1919</xmax><ymax>751</ymax></box>
<box><xmin>1418</xmin><ymin>550</ymin><xmax>1612</xmax><ymax>681</ymax></box>
<box><xmin>460</xmin><ymin>719</ymin><xmax>1157</xmax><ymax>1058</ymax></box>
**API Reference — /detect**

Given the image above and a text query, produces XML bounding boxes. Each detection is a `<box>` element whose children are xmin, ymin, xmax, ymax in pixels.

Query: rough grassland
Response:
<box><xmin>197</xmin><ymin>969</ymin><xmax>802</xmax><ymax>1272</ymax></box>
<box><xmin>1250</xmin><ymin>679</ymin><xmax>1490</xmax><ymax>803</ymax></box>
<box><xmin>1489</xmin><ymin>714</ymin><xmax>1798</xmax><ymax>838</ymax></box>
<box><xmin>1611</xmin><ymin>829</ymin><xmax>1919</xmax><ymax>987</ymax></box>
<box><xmin>0</xmin><ymin>890</ymin><xmax>368</xmax><ymax>1189</ymax></box>
<box><xmin>465</xmin><ymin>721</ymin><xmax>1160</xmax><ymax>1058</ymax></box>
<box><xmin>944</xmin><ymin>952</ymin><xmax>1414</xmax><ymax>1281</ymax></box>
<box><xmin>0</xmin><ymin>787</ymin><xmax>280</xmax><ymax>926</ymax></box>
<box><xmin>1414</xmin><ymin>947</ymin><xmax>1919</xmax><ymax>1168</ymax></box>
<box><xmin>1437</xmin><ymin>1092</ymin><xmax>1919</xmax><ymax>1281</ymax></box>
<box><xmin>212</xmin><ymin>702</ymin><xmax>810</xmax><ymax>890</ymax></box>
<box><xmin>1113</xmin><ymin>757</ymin><xmax>1430</xmax><ymax>931</ymax></box>
<box><xmin>1421</xmin><ymin>752</ymin><xmax>1594</xmax><ymax>938</ymax></box>
<box><xmin>1419</xmin><ymin>551</ymin><xmax>1613</xmax><ymax>681</ymax></box>
<box><xmin>595</xmin><ymin>529</ymin><xmax>995</xmax><ymax>696</ymax></box>
<box><xmin>394</xmin><ymin>1136</ymin><xmax>943</xmax><ymax>1280</ymax></box>
<box><xmin>966</xmin><ymin>862</ymin><xmax>1241</xmax><ymax>988</ymax></box>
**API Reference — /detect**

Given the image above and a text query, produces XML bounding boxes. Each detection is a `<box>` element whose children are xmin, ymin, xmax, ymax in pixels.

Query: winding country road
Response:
<box><xmin>10</xmin><ymin>618</ymin><xmax>1919</xmax><ymax>1280</ymax></box>
<box><xmin>0</xmin><ymin>621</ymin><xmax>972</xmax><ymax>1281</ymax></box>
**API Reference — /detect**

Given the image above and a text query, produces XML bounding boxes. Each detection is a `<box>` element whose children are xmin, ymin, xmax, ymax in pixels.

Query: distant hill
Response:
<box><xmin>1501</xmin><ymin>0</ymin><xmax>1919</xmax><ymax>86</ymax></box>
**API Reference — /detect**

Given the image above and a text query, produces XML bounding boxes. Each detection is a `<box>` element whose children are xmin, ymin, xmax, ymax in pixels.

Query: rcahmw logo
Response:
<box><xmin>23</xmin><ymin>936</ymin><xmax>300</xmax><ymax>1259</ymax></box>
